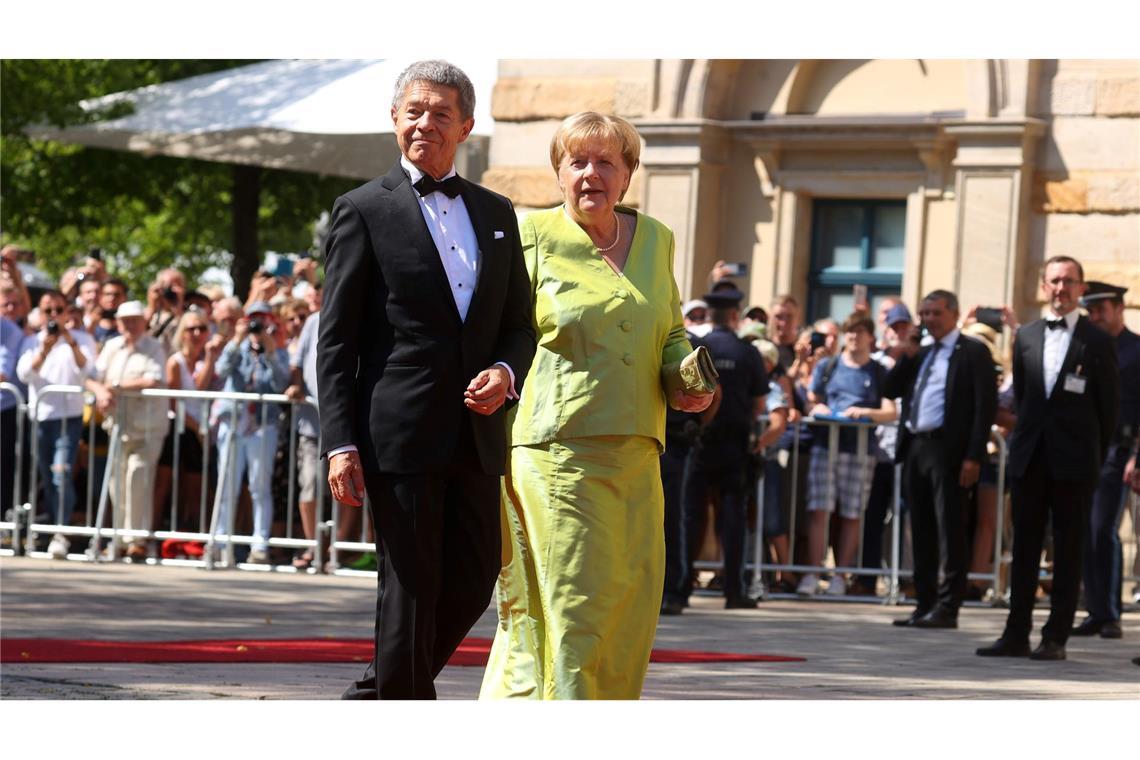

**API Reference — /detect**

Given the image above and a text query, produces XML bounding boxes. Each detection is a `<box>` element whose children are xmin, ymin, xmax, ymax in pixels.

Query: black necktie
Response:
<box><xmin>413</xmin><ymin>174</ymin><xmax>463</xmax><ymax>199</ymax></box>
<box><xmin>1046</xmin><ymin>318</ymin><xmax>1066</xmax><ymax>331</ymax></box>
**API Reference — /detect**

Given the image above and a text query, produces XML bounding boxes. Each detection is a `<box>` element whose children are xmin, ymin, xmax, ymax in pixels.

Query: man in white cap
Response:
<box><xmin>682</xmin><ymin>299</ymin><xmax>711</xmax><ymax>337</ymax></box>
<box><xmin>85</xmin><ymin>300</ymin><xmax>168</xmax><ymax>560</ymax></box>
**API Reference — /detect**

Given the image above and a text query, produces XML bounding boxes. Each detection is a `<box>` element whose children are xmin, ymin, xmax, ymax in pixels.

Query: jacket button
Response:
<box><xmin>623</xmin><ymin>353</ymin><xmax>633</xmax><ymax>365</ymax></box>
<box><xmin>620</xmin><ymin>320</ymin><xmax>632</xmax><ymax>332</ymax></box>
<box><xmin>617</xmin><ymin>289</ymin><xmax>629</xmax><ymax>298</ymax></box>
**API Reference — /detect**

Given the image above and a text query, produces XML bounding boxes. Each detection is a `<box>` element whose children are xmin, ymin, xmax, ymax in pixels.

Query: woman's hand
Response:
<box><xmin>671</xmin><ymin>389</ymin><xmax>713</xmax><ymax>413</ymax></box>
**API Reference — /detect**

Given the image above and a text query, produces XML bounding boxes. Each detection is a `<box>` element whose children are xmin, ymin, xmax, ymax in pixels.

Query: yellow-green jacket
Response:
<box><xmin>509</xmin><ymin>206</ymin><xmax>692</xmax><ymax>450</ymax></box>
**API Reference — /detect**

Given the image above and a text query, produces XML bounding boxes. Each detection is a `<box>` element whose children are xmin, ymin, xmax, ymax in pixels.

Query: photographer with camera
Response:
<box><xmin>145</xmin><ymin>268</ymin><xmax>186</xmax><ymax>354</ymax></box>
<box><xmin>209</xmin><ymin>301</ymin><xmax>290</xmax><ymax>564</ymax></box>
<box><xmin>16</xmin><ymin>290</ymin><xmax>98</xmax><ymax>557</ymax></box>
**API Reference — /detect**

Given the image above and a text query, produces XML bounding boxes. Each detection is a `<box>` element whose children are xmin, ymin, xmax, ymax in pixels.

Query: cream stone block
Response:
<box><xmin>498</xmin><ymin>60</ymin><xmax>655</xmax><ymax>79</ymax></box>
<box><xmin>1041</xmin><ymin>118</ymin><xmax>1140</xmax><ymax>172</ymax></box>
<box><xmin>487</xmin><ymin>120</ymin><xmax>563</xmax><ymax>168</ymax></box>
<box><xmin>1087</xmin><ymin>172</ymin><xmax>1140</xmax><ymax>211</ymax></box>
<box><xmin>493</xmin><ymin>78</ymin><xmax>620</xmax><ymax>121</ymax></box>
<box><xmin>1096</xmin><ymin>77</ymin><xmax>1140</xmax><ymax>116</ymax></box>
<box><xmin>1029</xmin><ymin>212</ymin><xmax>1140</xmax><ymax>267</ymax></box>
<box><xmin>481</xmin><ymin>167</ymin><xmax>562</xmax><ymax>208</ymax></box>
<box><xmin>1047</xmin><ymin>76</ymin><xmax>1097</xmax><ymax>116</ymax></box>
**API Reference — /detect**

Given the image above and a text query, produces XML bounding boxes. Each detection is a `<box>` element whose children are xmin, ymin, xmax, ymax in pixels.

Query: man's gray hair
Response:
<box><xmin>923</xmin><ymin>289</ymin><xmax>960</xmax><ymax>312</ymax></box>
<box><xmin>392</xmin><ymin>60</ymin><xmax>476</xmax><ymax>120</ymax></box>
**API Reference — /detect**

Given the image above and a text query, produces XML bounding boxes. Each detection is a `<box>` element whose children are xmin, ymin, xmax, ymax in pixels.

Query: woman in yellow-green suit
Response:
<box><xmin>479</xmin><ymin>112</ymin><xmax>714</xmax><ymax>700</ymax></box>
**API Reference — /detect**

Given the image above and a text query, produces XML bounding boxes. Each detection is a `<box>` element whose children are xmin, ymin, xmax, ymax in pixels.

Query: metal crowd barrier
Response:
<box><xmin>0</xmin><ymin>381</ymin><xmax>28</xmax><ymax>557</ymax></box>
<box><xmin>20</xmin><ymin>385</ymin><xmax>325</xmax><ymax>573</ymax></box>
<box><xmin>713</xmin><ymin>414</ymin><xmax>1013</xmax><ymax>607</ymax></box>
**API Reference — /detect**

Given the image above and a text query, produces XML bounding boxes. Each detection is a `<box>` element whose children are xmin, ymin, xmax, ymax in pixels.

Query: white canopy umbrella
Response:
<box><xmin>27</xmin><ymin>58</ymin><xmax>498</xmax><ymax>179</ymax></box>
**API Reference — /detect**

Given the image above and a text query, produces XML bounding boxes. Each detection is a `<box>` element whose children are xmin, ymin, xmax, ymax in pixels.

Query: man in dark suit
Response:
<box><xmin>885</xmin><ymin>290</ymin><xmax>997</xmax><ymax>629</ymax></box>
<box><xmin>317</xmin><ymin>60</ymin><xmax>536</xmax><ymax>699</ymax></box>
<box><xmin>977</xmin><ymin>255</ymin><xmax>1118</xmax><ymax>661</ymax></box>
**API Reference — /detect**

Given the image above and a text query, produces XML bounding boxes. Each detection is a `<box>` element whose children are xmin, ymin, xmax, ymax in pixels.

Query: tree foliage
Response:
<box><xmin>1</xmin><ymin>59</ymin><xmax>357</xmax><ymax>299</ymax></box>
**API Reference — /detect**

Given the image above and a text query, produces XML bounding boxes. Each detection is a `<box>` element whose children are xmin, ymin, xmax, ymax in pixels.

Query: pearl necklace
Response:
<box><xmin>595</xmin><ymin>212</ymin><xmax>621</xmax><ymax>253</ymax></box>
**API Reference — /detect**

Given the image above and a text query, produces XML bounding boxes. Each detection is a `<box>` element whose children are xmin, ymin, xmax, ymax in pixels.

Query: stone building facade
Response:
<box><xmin>482</xmin><ymin>59</ymin><xmax>1139</xmax><ymax>329</ymax></box>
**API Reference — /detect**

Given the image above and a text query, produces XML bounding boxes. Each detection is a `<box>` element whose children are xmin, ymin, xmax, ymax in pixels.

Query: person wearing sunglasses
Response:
<box><xmin>16</xmin><ymin>290</ymin><xmax>99</xmax><ymax>557</ymax></box>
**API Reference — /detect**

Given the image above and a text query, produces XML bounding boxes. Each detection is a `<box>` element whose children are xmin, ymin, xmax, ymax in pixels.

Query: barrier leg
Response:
<box><xmin>750</xmin><ymin>460</ymin><xmax>767</xmax><ymax>600</ymax></box>
<box><xmin>991</xmin><ymin>435</ymin><xmax>1008</xmax><ymax>607</ymax></box>
<box><xmin>89</xmin><ymin>426</ymin><xmax>120</xmax><ymax>562</ymax></box>
<box><xmin>888</xmin><ymin>463</ymin><xmax>902</xmax><ymax>605</ymax></box>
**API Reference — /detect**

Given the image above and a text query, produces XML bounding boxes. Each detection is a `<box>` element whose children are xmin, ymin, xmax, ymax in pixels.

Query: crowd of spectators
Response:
<box><xmin>677</xmin><ymin>268</ymin><xmax>1140</xmax><ymax>613</ymax></box>
<box><xmin>0</xmin><ymin>243</ymin><xmax>370</xmax><ymax>569</ymax></box>
<box><xmin>1</xmin><ymin>243</ymin><xmax>1137</xmax><ymax>616</ymax></box>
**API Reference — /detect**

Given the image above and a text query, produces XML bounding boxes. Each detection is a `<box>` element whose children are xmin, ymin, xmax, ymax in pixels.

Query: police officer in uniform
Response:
<box><xmin>1072</xmin><ymin>281</ymin><xmax>1139</xmax><ymax>640</ymax></box>
<box><xmin>682</xmin><ymin>288</ymin><xmax>769</xmax><ymax>609</ymax></box>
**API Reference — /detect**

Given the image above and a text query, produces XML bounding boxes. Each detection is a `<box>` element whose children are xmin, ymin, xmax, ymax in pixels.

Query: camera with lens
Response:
<box><xmin>161</xmin><ymin>286</ymin><xmax>179</xmax><ymax>303</ymax></box>
<box><xmin>46</xmin><ymin>320</ymin><xmax>61</xmax><ymax>336</ymax></box>
<box><xmin>248</xmin><ymin>318</ymin><xmax>264</xmax><ymax>335</ymax></box>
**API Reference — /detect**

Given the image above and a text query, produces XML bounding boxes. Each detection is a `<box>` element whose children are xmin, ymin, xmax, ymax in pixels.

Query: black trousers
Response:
<box><xmin>903</xmin><ymin>436</ymin><xmax>968</xmax><ymax>615</ymax></box>
<box><xmin>341</xmin><ymin>419</ymin><xmax>500</xmax><ymax>700</ymax></box>
<box><xmin>1005</xmin><ymin>442</ymin><xmax>1093</xmax><ymax>645</ymax></box>
<box><xmin>1082</xmin><ymin>444</ymin><xmax>1129</xmax><ymax>623</ymax></box>
<box><xmin>858</xmin><ymin>461</ymin><xmax>896</xmax><ymax>588</ymax></box>
<box><xmin>660</xmin><ymin>439</ymin><xmax>692</xmax><ymax>606</ymax></box>
<box><xmin>684</xmin><ymin>440</ymin><xmax>750</xmax><ymax>602</ymax></box>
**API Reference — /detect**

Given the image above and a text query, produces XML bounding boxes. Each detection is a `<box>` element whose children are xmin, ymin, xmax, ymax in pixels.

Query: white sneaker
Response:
<box><xmin>825</xmin><ymin>575</ymin><xmax>847</xmax><ymax>596</ymax></box>
<box><xmin>47</xmin><ymin>533</ymin><xmax>70</xmax><ymax>559</ymax></box>
<box><xmin>796</xmin><ymin>573</ymin><xmax>820</xmax><ymax>597</ymax></box>
<box><xmin>247</xmin><ymin>549</ymin><xmax>271</xmax><ymax>564</ymax></box>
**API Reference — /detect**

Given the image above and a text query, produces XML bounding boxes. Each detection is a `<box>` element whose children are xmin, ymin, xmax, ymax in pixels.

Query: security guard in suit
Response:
<box><xmin>1073</xmin><ymin>281</ymin><xmax>1139</xmax><ymax>640</ymax></box>
<box><xmin>682</xmin><ymin>288</ymin><xmax>769</xmax><ymax>608</ymax></box>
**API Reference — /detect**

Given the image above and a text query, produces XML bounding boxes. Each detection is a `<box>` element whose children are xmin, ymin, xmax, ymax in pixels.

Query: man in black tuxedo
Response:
<box><xmin>317</xmin><ymin>60</ymin><xmax>536</xmax><ymax>698</ymax></box>
<box><xmin>977</xmin><ymin>256</ymin><xmax>1118</xmax><ymax>661</ymax></box>
<box><xmin>885</xmin><ymin>290</ymin><xmax>997</xmax><ymax>629</ymax></box>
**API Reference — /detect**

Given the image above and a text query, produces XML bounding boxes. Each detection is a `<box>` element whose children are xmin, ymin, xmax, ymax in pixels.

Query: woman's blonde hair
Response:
<box><xmin>549</xmin><ymin>112</ymin><xmax>641</xmax><ymax>180</ymax></box>
<box><xmin>172</xmin><ymin>309</ymin><xmax>209</xmax><ymax>353</ymax></box>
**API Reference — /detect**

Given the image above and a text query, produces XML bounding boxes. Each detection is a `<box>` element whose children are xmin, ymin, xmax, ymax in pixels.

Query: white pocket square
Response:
<box><xmin>494</xmin><ymin>230</ymin><xmax>505</xmax><ymax>239</ymax></box>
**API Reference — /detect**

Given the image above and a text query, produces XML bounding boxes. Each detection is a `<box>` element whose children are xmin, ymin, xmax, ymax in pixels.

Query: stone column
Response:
<box><xmin>945</xmin><ymin>120</ymin><xmax>1045</xmax><ymax>319</ymax></box>
<box><xmin>636</xmin><ymin>121</ymin><xmax>731</xmax><ymax>299</ymax></box>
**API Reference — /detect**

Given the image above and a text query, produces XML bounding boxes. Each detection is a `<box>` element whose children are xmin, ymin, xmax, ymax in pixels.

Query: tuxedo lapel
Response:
<box><xmin>382</xmin><ymin>163</ymin><xmax>462</xmax><ymax>325</ymax></box>
<box><xmin>943</xmin><ymin>338</ymin><xmax>964</xmax><ymax>411</ymax></box>
<box><xmin>1025</xmin><ymin>321</ymin><xmax>1047</xmax><ymax>399</ymax></box>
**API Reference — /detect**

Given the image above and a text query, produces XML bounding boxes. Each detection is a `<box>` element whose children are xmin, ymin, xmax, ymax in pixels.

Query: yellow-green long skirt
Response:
<box><xmin>479</xmin><ymin>435</ymin><xmax>664</xmax><ymax>700</ymax></box>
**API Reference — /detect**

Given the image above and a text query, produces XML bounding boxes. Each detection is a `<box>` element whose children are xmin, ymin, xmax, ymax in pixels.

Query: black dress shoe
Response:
<box><xmin>976</xmin><ymin>637</ymin><xmax>1031</xmax><ymax>657</ymax></box>
<box><xmin>1099</xmin><ymin>620</ymin><xmax>1123</xmax><ymax>639</ymax></box>
<box><xmin>912</xmin><ymin>609</ymin><xmax>958</xmax><ymax>629</ymax></box>
<box><xmin>893</xmin><ymin>609</ymin><xmax>931</xmax><ymax>627</ymax></box>
<box><xmin>1029</xmin><ymin>640</ymin><xmax>1066</xmax><ymax>661</ymax></box>
<box><xmin>659</xmin><ymin>599</ymin><xmax>684</xmax><ymax>616</ymax></box>
<box><xmin>1071</xmin><ymin>616</ymin><xmax>1104</xmax><ymax>636</ymax></box>
<box><xmin>725</xmin><ymin>596</ymin><xmax>759</xmax><ymax>610</ymax></box>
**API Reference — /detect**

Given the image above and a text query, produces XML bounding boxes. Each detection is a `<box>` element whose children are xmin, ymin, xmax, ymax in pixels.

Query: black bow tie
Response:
<box><xmin>413</xmin><ymin>174</ymin><xmax>463</xmax><ymax>199</ymax></box>
<box><xmin>1046</xmin><ymin>318</ymin><xmax>1067</xmax><ymax>331</ymax></box>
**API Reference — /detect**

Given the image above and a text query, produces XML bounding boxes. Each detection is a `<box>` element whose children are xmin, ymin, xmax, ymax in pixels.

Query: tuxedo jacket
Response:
<box><xmin>317</xmin><ymin>162</ymin><xmax>536</xmax><ymax>475</ymax></box>
<box><xmin>883</xmin><ymin>334</ymin><xmax>997</xmax><ymax>470</ymax></box>
<box><xmin>1007</xmin><ymin>316</ymin><xmax>1119</xmax><ymax>483</ymax></box>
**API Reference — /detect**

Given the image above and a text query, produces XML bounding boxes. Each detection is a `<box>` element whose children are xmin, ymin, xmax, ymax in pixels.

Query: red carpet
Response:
<box><xmin>2</xmin><ymin>637</ymin><xmax>803</xmax><ymax>665</ymax></box>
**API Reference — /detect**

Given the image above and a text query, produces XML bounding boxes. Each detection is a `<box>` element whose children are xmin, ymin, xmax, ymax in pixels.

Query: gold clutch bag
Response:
<box><xmin>662</xmin><ymin>345</ymin><xmax>719</xmax><ymax>397</ymax></box>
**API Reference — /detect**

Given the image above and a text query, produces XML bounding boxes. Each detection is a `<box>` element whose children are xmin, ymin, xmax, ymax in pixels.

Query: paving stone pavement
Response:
<box><xmin>2</xmin><ymin>556</ymin><xmax>1137</xmax><ymax>700</ymax></box>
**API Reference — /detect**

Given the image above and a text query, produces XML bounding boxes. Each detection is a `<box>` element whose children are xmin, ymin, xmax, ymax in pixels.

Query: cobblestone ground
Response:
<box><xmin>2</xmin><ymin>556</ymin><xmax>1137</xmax><ymax>699</ymax></box>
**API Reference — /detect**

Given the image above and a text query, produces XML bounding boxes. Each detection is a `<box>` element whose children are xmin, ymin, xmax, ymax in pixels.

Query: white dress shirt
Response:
<box><xmin>908</xmin><ymin>328</ymin><xmax>960</xmax><ymax>433</ymax></box>
<box><xmin>401</xmin><ymin>156</ymin><xmax>480</xmax><ymax>321</ymax></box>
<box><xmin>1043</xmin><ymin>309</ymin><xmax>1079</xmax><ymax>397</ymax></box>
<box><xmin>16</xmin><ymin>328</ymin><xmax>98</xmax><ymax>421</ymax></box>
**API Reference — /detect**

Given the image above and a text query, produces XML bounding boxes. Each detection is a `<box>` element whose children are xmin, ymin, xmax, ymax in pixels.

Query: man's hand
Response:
<box><xmin>671</xmin><ymin>389</ymin><xmax>714</xmax><ymax>413</ymax></box>
<box><xmin>328</xmin><ymin>450</ymin><xmax>365</xmax><ymax>507</ymax></box>
<box><xmin>284</xmin><ymin>383</ymin><xmax>306</xmax><ymax>401</ymax></box>
<box><xmin>959</xmin><ymin>459</ymin><xmax>981</xmax><ymax>488</ymax></box>
<box><xmin>91</xmin><ymin>382</ymin><xmax>115</xmax><ymax>413</ymax></box>
<box><xmin>464</xmin><ymin>366</ymin><xmax>510</xmax><ymax>415</ymax></box>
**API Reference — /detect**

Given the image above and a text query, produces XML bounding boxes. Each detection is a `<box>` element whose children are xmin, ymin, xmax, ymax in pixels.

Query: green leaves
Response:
<box><xmin>1</xmin><ymin>59</ymin><xmax>356</xmax><ymax>298</ymax></box>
